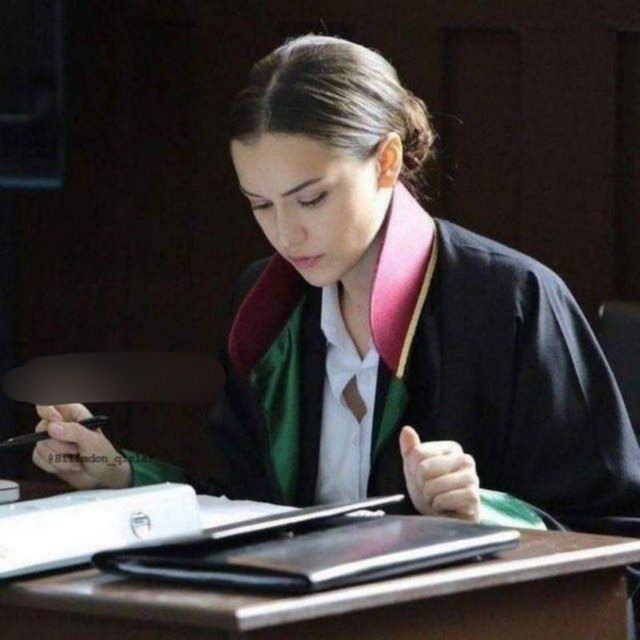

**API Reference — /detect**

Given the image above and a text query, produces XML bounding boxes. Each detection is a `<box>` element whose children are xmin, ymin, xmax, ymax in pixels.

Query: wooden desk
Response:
<box><xmin>0</xmin><ymin>528</ymin><xmax>639</xmax><ymax>639</ymax></box>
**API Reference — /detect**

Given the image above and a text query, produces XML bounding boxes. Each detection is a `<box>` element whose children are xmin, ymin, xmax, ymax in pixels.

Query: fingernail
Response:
<box><xmin>49</xmin><ymin>422</ymin><xmax>64</xmax><ymax>437</ymax></box>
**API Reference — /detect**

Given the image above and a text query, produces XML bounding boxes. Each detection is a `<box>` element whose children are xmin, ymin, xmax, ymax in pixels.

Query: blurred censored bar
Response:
<box><xmin>2</xmin><ymin>352</ymin><xmax>224</xmax><ymax>405</ymax></box>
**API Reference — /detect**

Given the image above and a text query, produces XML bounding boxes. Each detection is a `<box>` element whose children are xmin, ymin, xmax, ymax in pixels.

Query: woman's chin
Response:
<box><xmin>300</xmin><ymin>275</ymin><xmax>330</xmax><ymax>287</ymax></box>
<box><xmin>297</xmin><ymin>269</ymin><xmax>339</xmax><ymax>288</ymax></box>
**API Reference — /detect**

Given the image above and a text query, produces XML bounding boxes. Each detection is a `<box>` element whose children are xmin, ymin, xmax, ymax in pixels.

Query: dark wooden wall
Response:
<box><xmin>8</xmin><ymin>0</ymin><xmax>640</xmax><ymax>482</ymax></box>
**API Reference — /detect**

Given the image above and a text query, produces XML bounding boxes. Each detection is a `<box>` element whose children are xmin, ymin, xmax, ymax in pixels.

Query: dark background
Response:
<box><xmin>1</xmin><ymin>0</ymin><xmax>639</xmax><ymax>483</ymax></box>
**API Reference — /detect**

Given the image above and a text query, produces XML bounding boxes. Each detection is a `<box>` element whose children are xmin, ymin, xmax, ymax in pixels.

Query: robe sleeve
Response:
<box><xmin>478</xmin><ymin>489</ymin><xmax>547</xmax><ymax>529</ymax></box>
<box><xmin>118</xmin><ymin>448</ymin><xmax>188</xmax><ymax>486</ymax></box>
<box><xmin>498</xmin><ymin>266</ymin><xmax>640</xmax><ymax>525</ymax></box>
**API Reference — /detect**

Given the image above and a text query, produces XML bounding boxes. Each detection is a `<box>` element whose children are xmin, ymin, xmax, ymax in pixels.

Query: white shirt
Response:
<box><xmin>314</xmin><ymin>283</ymin><xmax>380</xmax><ymax>503</ymax></box>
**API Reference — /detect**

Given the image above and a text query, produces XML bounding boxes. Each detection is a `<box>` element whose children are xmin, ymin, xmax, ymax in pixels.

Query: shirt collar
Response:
<box><xmin>320</xmin><ymin>282</ymin><xmax>346</xmax><ymax>349</ymax></box>
<box><xmin>320</xmin><ymin>283</ymin><xmax>378</xmax><ymax>367</ymax></box>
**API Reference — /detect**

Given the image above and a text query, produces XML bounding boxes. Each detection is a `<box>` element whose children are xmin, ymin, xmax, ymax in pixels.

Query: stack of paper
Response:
<box><xmin>0</xmin><ymin>483</ymin><xmax>201</xmax><ymax>580</ymax></box>
<box><xmin>196</xmin><ymin>494</ymin><xmax>296</xmax><ymax>529</ymax></box>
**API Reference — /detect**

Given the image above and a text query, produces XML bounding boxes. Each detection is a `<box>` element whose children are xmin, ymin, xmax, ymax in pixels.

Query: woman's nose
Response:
<box><xmin>276</xmin><ymin>212</ymin><xmax>307</xmax><ymax>251</ymax></box>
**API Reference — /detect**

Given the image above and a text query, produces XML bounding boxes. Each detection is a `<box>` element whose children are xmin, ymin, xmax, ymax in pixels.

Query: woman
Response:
<box><xmin>32</xmin><ymin>33</ymin><xmax>640</xmax><ymax>531</ymax></box>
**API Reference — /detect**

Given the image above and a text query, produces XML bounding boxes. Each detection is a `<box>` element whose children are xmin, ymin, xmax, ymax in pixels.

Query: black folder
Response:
<box><xmin>92</xmin><ymin>494</ymin><xmax>520</xmax><ymax>593</ymax></box>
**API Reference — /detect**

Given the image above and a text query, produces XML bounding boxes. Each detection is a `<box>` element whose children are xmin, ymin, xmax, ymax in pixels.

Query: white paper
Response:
<box><xmin>196</xmin><ymin>494</ymin><xmax>297</xmax><ymax>529</ymax></box>
<box><xmin>0</xmin><ymin>483</ymin><xmax>202</xmax><ymax>579</ymax></box>
<box><xmin>195</xmin><ymin>495</ymin><xmax>386</xmax><ymax>530</ymax></box>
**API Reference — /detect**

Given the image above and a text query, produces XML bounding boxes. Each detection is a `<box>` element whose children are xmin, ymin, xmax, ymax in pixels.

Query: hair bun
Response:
<box><xmin>401</xmin><ymin>90</ymin><xmax>438</xmax><ymax>177</ymax></box>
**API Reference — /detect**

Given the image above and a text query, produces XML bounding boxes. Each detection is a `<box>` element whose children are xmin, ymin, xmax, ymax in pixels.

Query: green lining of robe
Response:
<box><xmin>478</xmin><ymin>488</ymin><xmax>546</xmax><ymax>529</ymax></box>
<box><xmin>119</xmin><ymin>448</ymin><xmax>187</xmax><ymax>487</ymax></box>
<box><xmin>371</xmin><ymin>375</ymin><xmax>409</xmax><ymax>463</ymax></box>
<box><xmin>250</xmin><ymin>299</ymin><xmax>305</xmax><ymax>504</ymax></box>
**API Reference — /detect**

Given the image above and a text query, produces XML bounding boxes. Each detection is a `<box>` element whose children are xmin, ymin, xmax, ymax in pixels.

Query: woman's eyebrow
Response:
<box><xmin>239</xmin><ymin>176</ymin><xmax>324</xmax><ymax>198</ymax></box>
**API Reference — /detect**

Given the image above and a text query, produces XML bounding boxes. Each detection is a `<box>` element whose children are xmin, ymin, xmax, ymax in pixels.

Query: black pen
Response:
<box><xmin>0</xmin><ymin>415</ymin><xmax>110</xmax><ymax>450</ymax></box>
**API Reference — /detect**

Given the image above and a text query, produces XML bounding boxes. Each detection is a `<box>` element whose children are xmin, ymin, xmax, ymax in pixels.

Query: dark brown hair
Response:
<box><xmin>226</xmin><ymin>33</ymin><xmax>438</xmax><ymax>204</ymax></box>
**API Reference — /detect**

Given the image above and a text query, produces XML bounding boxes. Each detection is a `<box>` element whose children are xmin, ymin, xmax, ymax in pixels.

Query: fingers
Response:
<box><xmin>405</xmin><ymin>446</ymin><xmax>467</xmax><ymax>482</ymax></box>
<box><xmin>33</xmin><ymin>409</ymin><xmax>83</xmax><ymax>475</ymax></box>
<box><xmin>397</xmin><ymin>427</ymin><xmax>480</xmax><ymax>520</ymax></box>
<box><xmin>400</xmin><ymin>428</ymin><xmax>460</xmax><ymax>464</ymax></box>
<box><xmin>405</xmin><ymin>441</ymin><xmax>463</xmax><ymax>475</ymax></box>
<box><xmin>421</xmin><ymin>465</ymin><xmax>479</xmax><ymax>503</ymax></box>
<box><xmin>399</xmin><ymin>426</ymin><xmax>421</xmax><ymax>457</ymax></box>
<box><xmin>415</xmin><ymin>451</ymin><xmax>475</xmax><ymax>482</ymax></box>
<box><xmin>35</xmin><ymin>418</ymin><xmax>49</xmax><ymax>433</ymax></box>
<box><xmin>59</xmin><ymin>403</ymin><xmax>92</xmax><ymax>422</ymax></box>
<box><xmin>35</xmin><ymin>403</ymin><xmax>92</xmax><ymax>423</ymax></box>
<box><xmin>417</xmin><ymin>454</ymin><xmax>479</xmax><ymax>518</ymax></box>
<box><xmin>32</xmin><ymin>407</ymin><xmax>103</xmax><ymax>490</ymax></box>
<box><xmin>32</xmin><ymin>443</ymin><xmax>97</xmax><ymax>489</ymax></box>
<box><xmin>39</xmin><ymin>437</ymin><xmax>80</xmax><ymax>461</ymax></box>
<box><xmin>36</xmin><ymin>405</ymin><xmax>63</xmax><ymax>422</ymax></box>
<box><xmin>32</xmin><ymin>441</ymin><xmax>82</xmax><ymax>474</ymax></box>
<box><xmin>399</xmin><ymin>426</ymin><xmax>465</xmax><ymax>479</ymax></box>
<box><xmin>34</xmin><ymin>405</ymin><xmax>93</xmax><ymax>444</ymax></box>
<box><xmin>45</xmin><ymin>420</ymin><xmax>100</xmax><ymax>452</ymax></box>
<box><xmin>431</xmin><ymin>487</ymin><xmax>480</xmax><ymax>519</ymax></box>
<box><xmin>32</xmin><ymin>444</ymin><xmax>57</xmax><ymax>474</ymax></box>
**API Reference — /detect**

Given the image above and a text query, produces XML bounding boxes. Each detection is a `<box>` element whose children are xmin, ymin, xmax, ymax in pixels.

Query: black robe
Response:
<box><xmin>194</xmin><ymin>216</ymin><xmax>640</xmax><ymax>530</ymax></box>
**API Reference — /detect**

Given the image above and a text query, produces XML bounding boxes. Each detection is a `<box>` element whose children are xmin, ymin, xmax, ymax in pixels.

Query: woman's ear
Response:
<box><xmin>376</xmin><ymin>132</ymin><xmax>403</xmax><ymax>188</ymax></box>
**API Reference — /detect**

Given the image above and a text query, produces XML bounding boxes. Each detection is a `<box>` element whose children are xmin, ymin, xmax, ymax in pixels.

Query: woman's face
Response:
<box><xmin>229</xmin><ymin>132</ymin><xmax>394</xmax><ymax>287</ymax></box>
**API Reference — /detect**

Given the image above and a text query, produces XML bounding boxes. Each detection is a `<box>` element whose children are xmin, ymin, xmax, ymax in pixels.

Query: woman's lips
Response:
<box><xmin>289</xmin><ymin>254</ymin><xmax>323</xmax><ymax>269</ymax></box>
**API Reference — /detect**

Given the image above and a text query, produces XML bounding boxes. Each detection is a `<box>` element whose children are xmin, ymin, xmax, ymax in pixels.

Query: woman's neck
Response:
<box><xmin>338</xmin><ymin>230</ymin><xmax>383</xmax><ymax>326</ymax></box>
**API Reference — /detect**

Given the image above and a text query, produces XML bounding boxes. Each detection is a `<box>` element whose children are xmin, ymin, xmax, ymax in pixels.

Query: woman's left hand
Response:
<box><xmin>399</xmin><ymin>425</ymin><xmax>480</xmax><ymax>522</ymax></box>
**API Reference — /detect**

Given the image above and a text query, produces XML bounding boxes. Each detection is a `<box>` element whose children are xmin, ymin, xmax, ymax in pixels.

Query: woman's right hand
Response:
<box><xmin>32</xmin><ymin>404</ymin><xmax>132</xmax><ymax>490</ymax></box>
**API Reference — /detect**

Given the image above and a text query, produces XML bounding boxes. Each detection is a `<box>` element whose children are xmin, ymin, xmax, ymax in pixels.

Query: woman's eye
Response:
<box><xmin>250</xmin><ymin>191</ymin><xmax>326</xmax><ymax>211</ymax></box>
<box><xmin>299</xmin><ymin>192</ymin><xmax>327</xmax><ymax>208</ymax></box>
